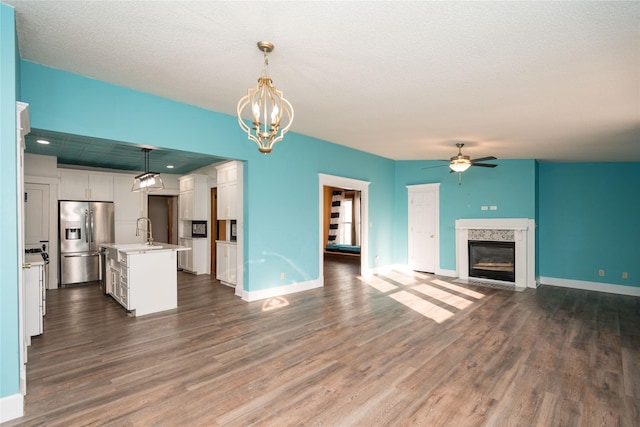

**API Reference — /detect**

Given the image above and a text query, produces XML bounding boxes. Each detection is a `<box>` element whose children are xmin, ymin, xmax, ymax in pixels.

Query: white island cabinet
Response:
<box><xmin>101</xmin><ymin>243</ymin><xmax>190</xmax><ymax>317</ymax></box>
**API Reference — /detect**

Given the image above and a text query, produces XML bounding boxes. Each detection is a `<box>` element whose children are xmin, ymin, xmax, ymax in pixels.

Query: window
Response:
<box><xmin>338</xmin><ymin>199</ymin><xmax>353</xmax><ymax>245</ymax></box>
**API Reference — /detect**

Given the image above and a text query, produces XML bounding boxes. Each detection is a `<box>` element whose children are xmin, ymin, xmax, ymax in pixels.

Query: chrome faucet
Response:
<box><xmin>136</xmin><ymin>217</ymin><xmax>154</xmax><ymax>245</ymax></box>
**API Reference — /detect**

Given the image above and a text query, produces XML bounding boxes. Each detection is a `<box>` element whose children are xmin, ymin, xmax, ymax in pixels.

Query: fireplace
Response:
<box><xmin>468</xmin><ymin>240</ymin><xmax>515</xmax><ymax>282</ymax></box>
<box><xmin>455</xmin><ymin>218</ymin><xmax>536</xmax><ymax>290</ymax></box>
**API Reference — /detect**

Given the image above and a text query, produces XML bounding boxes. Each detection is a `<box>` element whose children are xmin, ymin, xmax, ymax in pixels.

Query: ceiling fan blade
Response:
<box><xmin>471</xmin><ymin>156</ymin><xmax>497</xmax><ymax>162</ymax></box>
<box><xmin>421</xmin><ymin>163</ymin><xmax>449</xmax><ymax>170</ymax></box>
<box><xmin>471</xmin><ymin>163</ymin><xmax>498</xmax><ymax>168</ymax></box>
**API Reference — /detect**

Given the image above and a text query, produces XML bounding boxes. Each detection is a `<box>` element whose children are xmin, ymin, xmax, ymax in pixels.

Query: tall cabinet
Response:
<box><xmin>178</xmin><ymin>174</ymin><xmax>209</xmax><ymax>274</ymax></box>
<box><xmin>215</xmin><ymin>162</ymin><xmax>238</xmax><ymax>288</ymax></box>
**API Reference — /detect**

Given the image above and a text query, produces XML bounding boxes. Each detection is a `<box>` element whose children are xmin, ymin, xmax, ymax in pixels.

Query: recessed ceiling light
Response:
<box><xmin>166</xmin><ymin>165</ymin><xmax>174</xmax><ymax>169</ymax></box>
<box><xmin>37</xmin><ymin>139</ymin><xmax>50</xmax><ymax>145</ymax></box>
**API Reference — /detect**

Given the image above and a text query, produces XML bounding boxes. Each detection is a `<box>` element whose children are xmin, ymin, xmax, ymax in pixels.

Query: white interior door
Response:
<box><xmin>408</xmin><ymin>183</ymin><xmax>440</xmax><ymax>273</ymax></box>
<box><xmin>24</xmin><ymin>183</ymin><xmax>50</xmax><ymax>247</ymax></box>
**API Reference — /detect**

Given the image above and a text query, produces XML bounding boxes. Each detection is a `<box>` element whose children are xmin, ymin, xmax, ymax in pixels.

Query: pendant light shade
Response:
<box><xmin>131</xmin><ymin>148</ymin><xmax>164</xmax><ymax>192</ymax></box>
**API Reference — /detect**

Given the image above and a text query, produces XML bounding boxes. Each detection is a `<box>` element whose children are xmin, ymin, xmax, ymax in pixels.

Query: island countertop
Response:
<box><xmin>100</xmin><ymin>242</ymin><xmax>191</xmax><ymax>255</ymax></box>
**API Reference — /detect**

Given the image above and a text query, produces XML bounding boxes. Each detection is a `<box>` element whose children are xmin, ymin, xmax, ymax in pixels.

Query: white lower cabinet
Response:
<box><xmin>178</xmin><ymin>237</ymin><xmax>208</xmax><ymax>275</ymax></box>
<box><xmin>216</xmin><ymin>241</ymin><xmax>237</xmax><ymax>287</ymax></box>
<box><xmin>24</xmin><ymin>261</ymin><xmax>45</xmax><ymax>341</ymax></box>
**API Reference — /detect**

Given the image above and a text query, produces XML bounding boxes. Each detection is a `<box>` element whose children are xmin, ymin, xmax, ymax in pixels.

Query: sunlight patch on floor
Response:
<box><xmin>413</xmin><ymin>284</ymin><xmax>475</xmax><ymax>310</ymax></box>
<box><xmin>430</xmin><ymin>279</ymin><xmax>486</xmax><ymax>299</ymax></box>
<box><xmin>379</xmin><ymin>270</ymin><xmax>418</xmax><ymax>286</ymax></box>
<box><xmin>357</xmin><ymin>275</ymin><xmax>399</xmax><ymax>293</ymax></box>
<box><xmin>261</xmin><ymin>297</ymin><xmax>290</xmax><ymax>312</ymax></box>
<box><xmin>389</xmin><ymin>291</ymin><xmax>454</xmax><ymax>323</ymax></box>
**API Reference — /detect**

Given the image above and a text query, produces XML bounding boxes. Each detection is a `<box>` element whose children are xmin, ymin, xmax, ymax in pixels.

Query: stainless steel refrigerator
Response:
<box><xmin>59</xmin><ymin>201</ymin><xmax>114</xmax><ymax>286</ymax></box>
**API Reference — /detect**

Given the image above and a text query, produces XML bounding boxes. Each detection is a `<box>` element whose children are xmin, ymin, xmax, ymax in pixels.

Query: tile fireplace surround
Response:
<box><xmin>455</xmin><ymin>218</ymin><xmax>536</xmax><ymax>290</ymax></box>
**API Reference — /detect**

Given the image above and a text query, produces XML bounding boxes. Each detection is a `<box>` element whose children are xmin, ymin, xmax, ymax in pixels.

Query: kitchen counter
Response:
<box><xmin>101</xmin><ymin>242</ymin><xmax>191</xmax><ymax>316</ymax></box>
<box><xmin>101</xmin><ymin>242</ymin><xmax>190</xmax><ymax>256</ymax></box>
<box><xmin>25</xmin><ymin>253</ymin><xmax>46</xmax><ymax>265</ymax></box>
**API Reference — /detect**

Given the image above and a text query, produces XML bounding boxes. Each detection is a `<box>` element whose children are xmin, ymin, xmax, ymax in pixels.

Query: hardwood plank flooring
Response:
<box><xmin>4</xmin><ymin>256</ymin><xmax>639</xmax><ymax>426</ymax></box>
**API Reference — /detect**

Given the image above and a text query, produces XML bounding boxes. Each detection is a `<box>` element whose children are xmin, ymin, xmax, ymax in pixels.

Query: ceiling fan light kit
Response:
<box><xmin>237</xmin><ymin>41</ymin><xmax>294</xmax><ymax>154</ymax></box>
<box><xmin>448</xmin><ymin>143</ymin><xmax>497</xmax><ymax>173</ymax></box>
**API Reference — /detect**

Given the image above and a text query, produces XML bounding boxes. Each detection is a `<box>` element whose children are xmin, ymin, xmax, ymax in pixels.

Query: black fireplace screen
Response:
<box><xmin>468</xmin><ymin>240</ymin><xmax>515</xmax><ymax>282</ymax></box>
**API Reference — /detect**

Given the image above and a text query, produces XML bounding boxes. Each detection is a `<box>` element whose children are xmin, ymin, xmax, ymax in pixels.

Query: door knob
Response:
<box><xmin>23</xmin><ymin>263</ymin><xmax>31</xmax><ymax>269</ymax></box>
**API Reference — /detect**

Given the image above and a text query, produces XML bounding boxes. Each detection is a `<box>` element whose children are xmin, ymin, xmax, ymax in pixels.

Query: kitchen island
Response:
<box><xmin>101</xmin><ymin>243</ymin><xmax>191</xmax><ymax>316</ymax></box>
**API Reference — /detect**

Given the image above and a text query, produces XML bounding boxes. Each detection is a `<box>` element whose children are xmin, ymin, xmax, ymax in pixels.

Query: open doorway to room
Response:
<box><xmin>323</xmin><ymin>186</ymin><xmax>362</xmax><ymax>256</ymax></box>
<box><xmin>318</xmin><ymin>174</ymin><xmax>369</xmax><ymax>284</ymax></box>
<box><xmin>148</xmin><ymin>195</ymin><xmax>178</xmax><ymax>245</ymax></box>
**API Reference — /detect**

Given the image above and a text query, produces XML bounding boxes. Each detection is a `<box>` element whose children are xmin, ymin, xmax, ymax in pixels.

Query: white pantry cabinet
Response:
<box><xmin>59</xmin><ymin>170</ymin><xmax>114</xmax><ymax>201</ymax></box>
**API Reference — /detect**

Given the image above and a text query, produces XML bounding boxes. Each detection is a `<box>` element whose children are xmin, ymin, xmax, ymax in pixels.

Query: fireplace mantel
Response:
<box><xmin>455</xmin><ymin>218</ymin><xmax>536</xmax><ymax>290</ymax></box>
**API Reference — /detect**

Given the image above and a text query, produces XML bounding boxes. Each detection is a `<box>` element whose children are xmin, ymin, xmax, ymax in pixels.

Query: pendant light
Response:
<box><xmin>131</xmin><ymin>148</ymin><xmax>164</xmax><ymax>192</ymax></box>
<box><xmin>237</xmin><ymin>41</ymin><xmax>294</xmax><ymax>154</ymax></box>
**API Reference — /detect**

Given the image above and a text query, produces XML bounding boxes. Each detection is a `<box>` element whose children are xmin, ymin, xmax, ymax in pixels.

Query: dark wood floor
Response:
<box><xmin>5</xmin><ymin>256</ymin><xmax>640</xmax><ymax>426</ymax></box>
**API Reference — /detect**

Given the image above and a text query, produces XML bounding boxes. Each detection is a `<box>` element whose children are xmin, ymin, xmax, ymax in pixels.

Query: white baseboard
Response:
<box><xmin>0</xmin><ymin>393</ymin><xmax>23</xmax><ymax>423</ymax></box>
<box><xmin>242</xmin><ymin>278</ymin><xmax>322</xmax><ymax>302</ymax></box>
<box><xmin>437</xmin><ymin>268</ymin><xmax>457</xmax><ymax>278</ymax></box>
<box><xmin>540</xmin><ymin>276</ymin><xmax>640</xmax><ymax>297</ymax></box>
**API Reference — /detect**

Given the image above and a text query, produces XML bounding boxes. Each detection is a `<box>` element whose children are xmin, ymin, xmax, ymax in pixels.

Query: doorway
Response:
<box><xmin>148</xmin><ymin>195</ymin><xmax>178</xmax><ymax>244</ymax></box>
<box><xmin>318</xmin><ymin>174</ymin><xmax>370</xmax><ymax>284</ymax></box>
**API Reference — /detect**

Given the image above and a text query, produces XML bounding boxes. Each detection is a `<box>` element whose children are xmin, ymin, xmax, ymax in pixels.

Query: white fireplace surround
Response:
<box><xmin>455</xmin><ymin>218</ymin><xmax>536</xmax><ymax>290</ymax></box>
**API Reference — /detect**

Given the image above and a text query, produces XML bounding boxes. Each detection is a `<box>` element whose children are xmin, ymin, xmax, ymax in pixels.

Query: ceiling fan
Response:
<box><xmin>447</xmin><ymin>143</ymin><xmax>497</xmax><ymax>172</ymax></box>
<box><xmin>423</xmin><ymin>143</ymin><xmax>497</xmax><ymax>184</ymax></box>
<box><xmin>424</xmin><ymin>143</ymin><xmax>498</xmax><ymax>173</ymax></box>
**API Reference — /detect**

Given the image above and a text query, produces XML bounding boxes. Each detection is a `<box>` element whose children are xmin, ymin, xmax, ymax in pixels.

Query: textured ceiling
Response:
<box><xmin>6</xmin><ymin>0</ymin><xmax>640</xmax><ymax>165</ymax></box>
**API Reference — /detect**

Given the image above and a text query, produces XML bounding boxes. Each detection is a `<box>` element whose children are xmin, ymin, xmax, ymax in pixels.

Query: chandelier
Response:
<box><xmin>237</xmin><ymin>41</ymin><xmax>294</xmax><ymax>154</ymax></box>
<box><xmin>131</xmin><ymin>148</ymin><xmax>164</xmax><ymax>192</ymax></box>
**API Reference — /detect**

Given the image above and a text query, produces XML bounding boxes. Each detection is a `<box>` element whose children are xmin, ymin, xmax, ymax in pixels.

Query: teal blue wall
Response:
<box><xmin>394</xmin><ymin>159</ymin><xmax>537</xmax><ymax>271</ymax></box>
<box><xmin>4</xmin><ymin>24</ymin><xmax>638</xmax><ymax>407</ymax></box>
<box><xmin>19</xmin><ymin>61</ymin><xmax>396</xmax><ymax>292</ymax></box>
<box><xmin>0</xmin><ymin>2</ymin><xmax>20</xmax><ymax>399</ymax></box>
<box><xmin>538</xmin><ymin>162</ymin><xmax>640</xmax><ymax>286</ymax></box>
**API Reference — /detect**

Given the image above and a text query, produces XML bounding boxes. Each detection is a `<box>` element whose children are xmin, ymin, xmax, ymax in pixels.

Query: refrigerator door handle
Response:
<box><xmin>84</xmin><ymin>210</ymin><xmax>89</xmax><ymax>243</ymax></box>
<box><xmin>63</xmin><ymin>253</ymin><xmax>99</xmax><ymax>258</ymax></box>
<box><xmin>90</xmin><ymin>209</ymin><xmax>95</xmax><ymax>244</ymax></box>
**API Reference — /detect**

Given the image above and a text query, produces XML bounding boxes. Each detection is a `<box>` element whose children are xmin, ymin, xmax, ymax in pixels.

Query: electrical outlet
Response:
<box><xmin>598</xmin><ymin>269</ymin><xmax>605</xmax><ymax>277</ymax></box>
<box><xmin>622</xmin><ymin>272</ymin><xmax>628</xmax><ymax>279</ymax></box>
<box><xmin>481</xmin><ymin>206</ymin><xmax>488</xmax><ymax>211</ymax></box>
<box><xmin>280</xmin><ymin>272</ymin><xmax>285</xmax><ymax>280</ymax></box>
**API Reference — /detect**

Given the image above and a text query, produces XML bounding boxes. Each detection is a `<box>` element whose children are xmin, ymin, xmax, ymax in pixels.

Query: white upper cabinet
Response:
<box><xmin>178</xmin><ymin>174</ymin><xmax>208</xmax><ymax>220</ymax></box>
<box><xmin>215</xmin><ymin>162</ymin><xmax>238</xmax><ymax>220</ymax></box>
<box><xmin>59</xmin><ymin>170</ymin><xmax>114</xmax><ymax>201</ymax></box>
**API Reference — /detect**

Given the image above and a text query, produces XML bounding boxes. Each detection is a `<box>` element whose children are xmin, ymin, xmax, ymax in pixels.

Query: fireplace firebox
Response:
<box><xmin>468</xmin><ymin>240</ymin><xmax>515</xmax><ymax>282</ymax></box>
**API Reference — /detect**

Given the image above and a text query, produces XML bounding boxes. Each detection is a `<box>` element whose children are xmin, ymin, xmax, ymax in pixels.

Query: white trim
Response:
<box><xmin>242</xmin><ymin>278</ymin><xmax>322</xmax><ymax>302</ymax></box>
<box><xmin>0</xmin><ymin>393</ymin><xmax>23</xmax><ymax>423</ymax></box>
<box><xmin>407</xmin><ymin>183</ymin><xmax>440</xmax><ymax>275</ymax></box>
<box><xmin>318</xmin><ymin>174</ymin><xmax>370</xmax><ymax>285</ymax></box>
<box><xmin>438</xmin><ymin>268</ymin><xmax>457</xmax><ymax>278</ymax></box>
<box><xmin>540</xmin><ymin>276</ymin><xmax>640</xmax><ymax>297</ymax></box>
